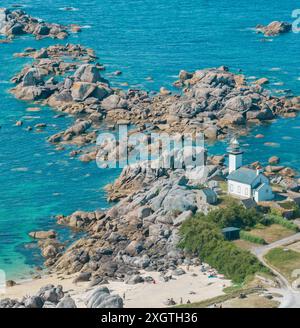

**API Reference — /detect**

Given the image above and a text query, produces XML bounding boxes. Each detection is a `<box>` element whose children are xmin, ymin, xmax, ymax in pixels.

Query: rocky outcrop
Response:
<box><xmin>0</xmin><ymin>8</ymin><xmax>73</xmax><ymax>40</ymax></box>
<box><xmin>45</xmin><ymin>158</ymin><xmax>218</xmax><ymax>280</ymax></box>
<box><xmin>29</xmin><ymin>230</ymin><xmax>57</xmax><ymax>239</ymax></box>
<box><xmin>11</xmin><ymin>44</ymin><xmax>300</xmax><ymax>152</ymax></box>
<box><xmin>256</xmin><ymin>21</ymin><xmax>292</xmax><ymax>36</ymax></box>
<box><xmin>0</xmin><ymin>285</ymin><xmax>76</xmax><ymax>308</ymax></box>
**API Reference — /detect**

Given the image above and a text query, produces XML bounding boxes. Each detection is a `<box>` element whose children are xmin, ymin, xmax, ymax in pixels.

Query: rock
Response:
<box><xmin>24</xmin><ymin>296</ymin><xmax>44</xmax><ymax>308</ymax></box>
<box><xmin>172</xmin><ymin>268</ymin><xmax>186</xmax><ymax>276</ymax></box>
<box><xmin>125</xmin><ymin>274</ymin><xmax>144</xmax><ymax>285</ymax></box>
<box><xmin>268</xmin><ymin>156</ymin><xmax>280</xmax><ymax>165</ymax></box>
<box><xmin>71</xmin><ymin>82</ymin><xmax>97</xmax><ymax>101</ymax></box>
<box><xmin>29</xmin><ymin>230</ymin><xmax>56</xmax><ymax>239</ymax></box>
<box><xmin>56</xmin><ymin>295</ymin><xmax>77</xmax><ymax>308</ymax></box>
<box><xmin>279</xmin><ymin>167</ymin><xmax>296</xmax><ymax>177</ymax></box>
<box><xmin>34</xmin><ymin>48</ymin><xmax>48</xmax><ymax>59</ymax></box>
<box><xmin>173</xmin><ymin>210</ymin><xmax>193</xmax><ymax>226</ymax></box>
<box><xmin>101</xmin><ymin>94</ymin><xmax>127</xmax><ymax>111</ymax></box>
<box><xmin>73</xmin><ymin>272</ymin><xmax>92</xmax><ymax>283</ymax></box>
<box><xmin>22</xmin><ymin>68</ymin><xmax>43</xmax><ymax>87</ymax></box>
<box><xmin>74</xmin><ymin>64</ymin><xmax>103</xmax><ymax>83</ymax></box>
<box><xmin>125</xmin><ymin>241</ymin><xmax>144</xmax><ymax>256</ymax></box>
<box><xmin>12</xmin><ymin>85</ymin><xmax>52</xmax><ymax>101</ymax></box>
<box><xmin>38</xmin><ymin>285</ymin><xmax>64</xmax><ymax>304</ymax></box>
<box><xmin>42</xmin><ymin>244</ymin><xmax>59</xmax><ymax>258</ymax></box>
<box><xmin>137</xmin><ymin>206</ymin><xmax>153</xmax><ymax>219</ymax></box>
<box><xmin>6</xmin><ymin>280</ymin><xmax>17</xmax><ymax>287</ymax></box>
<box><xmin>43</xmin><ymin>301</ymin><xmax>57</xmax><ymax>308</ymax></box>
<box><xmin>160</xmin><ymin>87</ymin><xmax>171</xmax><ymax>95</ymax></box>
<box><xmin>179</xmin><ymin>70</ymin><xmax>194</xmax><ymax>81</ymax></box>
<box><xmin>255</xmin><ymin>134</ymin><xmax>264</xmax><ymax>139</ymax></box>
<box><xmin>85</xmin><ymin>287</ymin><xmax>123</xmax><ymax>308</ymax></box>
<box><xmin>204</xmin><ymin>126</ymin><xmax>218</xmax><ymax>140</ymax></box>
<box><xmin>255</xmin><ymin>78</ymin><xmax>269</xmax><ymax>85</ymax></box>
<box><xmin>256</xmin><ymin>21</ymin><xmax>292</xmax><ymax>36</ymax></box>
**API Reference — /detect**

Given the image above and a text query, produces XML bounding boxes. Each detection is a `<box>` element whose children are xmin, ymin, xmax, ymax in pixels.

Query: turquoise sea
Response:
<box><xmin>0</xmin><ymin>0</ymin><xmax>300</xmax><ymax>279</ymax></box>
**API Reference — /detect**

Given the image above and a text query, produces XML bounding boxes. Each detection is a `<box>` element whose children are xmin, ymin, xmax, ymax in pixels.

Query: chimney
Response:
<box><xmin>256</xmin><ymin>166</ymin><xmax>262</xmax><ymax>176</ymax></box>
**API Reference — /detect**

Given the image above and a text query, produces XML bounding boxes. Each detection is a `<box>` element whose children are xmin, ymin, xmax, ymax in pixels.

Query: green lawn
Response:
<box><xmin>264</xmin><ymin>247</ymin><xmax>300</xmax><ymax>283</ymax></box>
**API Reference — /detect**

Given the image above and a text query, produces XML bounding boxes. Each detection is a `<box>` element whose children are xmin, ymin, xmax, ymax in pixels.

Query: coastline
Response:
<box><xmin>1</xmin><ymin>265</ymin><xmax>231</xmax><ymax>308</ymax></box>
<box><xmin>1</xmin><ymin>5</ymin><xmax>300</xmax><ymax>308</ymax></box>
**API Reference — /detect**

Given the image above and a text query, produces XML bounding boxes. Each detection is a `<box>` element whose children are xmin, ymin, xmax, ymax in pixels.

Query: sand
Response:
<box><xmin>0</xmin><ymin>265</ymin><xmax>231</xmax><ymax>308</ymax></box>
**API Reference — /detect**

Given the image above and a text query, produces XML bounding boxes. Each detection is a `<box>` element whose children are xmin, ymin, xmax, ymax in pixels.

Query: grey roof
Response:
<box><xmin>201</xmin><ymin>187</ymin><xmax>217</xmax><ymax>198</ymax></box>
<box><xmin>239</xmin><ymin>198</ymin><xmax>257</xmax><ymax>209</ymax></box>
<box><xmin>222</xmin><ymin>227</ymin><xmax>240</xmax><ymax>233</ymax></box>
<box><xmin>227</xmin><ymin>167</ymin><xmax>258</xmax><ymax>186</ymax></box>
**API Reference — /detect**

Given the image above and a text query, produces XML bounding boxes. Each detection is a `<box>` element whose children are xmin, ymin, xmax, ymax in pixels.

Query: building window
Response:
<box><xmin>237</xmin><ymin>186</ymin><xmax>241</xmax><ymax>194</ymax></box>
<box><xmin>230</xmin><ymin>184</ymin><xmax>234</xmax><ymax>192</ymax></box>
<box><xmin>245</xmin><ymin>188</ymin><xmax>248</xmax><ymax>196</ymax></box>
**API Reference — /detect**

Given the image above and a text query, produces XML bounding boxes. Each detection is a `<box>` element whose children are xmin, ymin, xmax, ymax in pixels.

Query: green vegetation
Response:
<box><xmin>264</xmin><ymin>248</ymin><xmax>300</xmax><ymax>283</ymax></box>
<box><xmin>175</xmin><ymin>287</ymin><xmax>263</xmax><ymax>308</ymax></box>
<box><xmin>279</xmin><ymin>201</ymin><xmax>298</xmax><ymax>210</ymax></box>
<box><xmin>268</xmin><ymin>214</ymin><xmax>299</xmax><ymax>232</ymax></box>
<box><xmin>240</xmin><ymin>231</ymin><xmax>266</xmax><ymax>245</ymax></box>
<box><xmin>178</xmin><ymin>204</ymin><xmax>270</xmax><ymax>283</ymax></box>
<box><xmin>202</xmin><ymin>198</ymin><xmax>268</xmax><ymax>230</ymax></box>
<box><xmin>248</xmin><ymin>224</ymin><xmax>295</xmax><ymax>244</ymax></box>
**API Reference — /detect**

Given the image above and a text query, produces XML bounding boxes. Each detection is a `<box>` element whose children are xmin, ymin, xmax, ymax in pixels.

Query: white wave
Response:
<box><xmin>11</xmin><ymin>167</ymin><xmax>28</xmax><ymax>172</ymax></box>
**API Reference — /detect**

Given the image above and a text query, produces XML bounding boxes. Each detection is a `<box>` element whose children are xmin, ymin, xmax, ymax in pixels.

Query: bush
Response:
<box><xmin>268</xmin><ymin>214</ymin><xmax>299</xmax><ymax>232</ymax></box>
<box><xmin>205</xmin><ymin>199</ymin><xmax>265</xmax><ymax>230</ymax></box>
<box><xmin>240</xmin><ymin>231</ymin><xmax>266</xmax><ymax>245</ymax></box>
<box><xmin>179</xmin><ymin>215</ymin><xmax>269</xmax><ymax>283</ymax></box>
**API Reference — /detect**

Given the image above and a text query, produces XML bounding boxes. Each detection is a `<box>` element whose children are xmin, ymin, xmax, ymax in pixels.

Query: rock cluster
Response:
<box><xmin>44</xmin><ymin>160</ymin><xmax>218</xmax><ymax>280</ymax></box>
<box><xmin>0</xmin><ymin>8</ymin><xmax>72</xmax><ymax>40</ymax></box>
<box><xmin>11</xmin><ymin>45</ymin><xmax>300</xmax><ymax>153</ymax></box>
<box><xmin>256</xmin><ymin>21</ymin><xmax>292</xmax><ymax>36</ymax></box>
<box><xmin>11</xmin><ymin>44</ymin><xmax>113</xmax><ymax>146</ymax></box>
<box><xmin>0</xmin><ymin>284</ymin><xmax>76</xmax><ymax>308</ymax></box>
<box><xmin>84</xmin><ymin>287</ymin><xmax>123</xmax><ymax>308</ymax></box>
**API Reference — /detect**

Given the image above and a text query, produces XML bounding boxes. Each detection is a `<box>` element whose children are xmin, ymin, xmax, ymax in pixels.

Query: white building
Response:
<box><xmin>227</xmin><ymin>138</ymin><xmax>274</xmax><ymax>203</ymax></box>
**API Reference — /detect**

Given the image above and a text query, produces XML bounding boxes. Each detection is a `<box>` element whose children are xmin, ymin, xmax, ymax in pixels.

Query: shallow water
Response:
<box><xmin>0</xmin><ymin>0</ymin><xmax>300</xmax><ymax>278</ymax></box>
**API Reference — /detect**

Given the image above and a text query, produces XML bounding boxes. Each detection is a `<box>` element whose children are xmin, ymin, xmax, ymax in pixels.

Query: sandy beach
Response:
<box><xmin>0</xmin><ymin>265</ymin><xmax>231</xmax><ymax>308</ymax></box>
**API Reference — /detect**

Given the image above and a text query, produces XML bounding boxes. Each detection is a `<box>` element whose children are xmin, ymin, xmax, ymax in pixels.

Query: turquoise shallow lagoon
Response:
<box><xmin>0</xmin><ymin>0</ymin><xmax>300</xmax><ymax>278</ymax></box>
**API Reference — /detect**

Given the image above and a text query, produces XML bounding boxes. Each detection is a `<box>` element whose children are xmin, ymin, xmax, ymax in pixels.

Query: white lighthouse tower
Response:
<box><xmin>227</xmin><ymin>138</ymin><xmax>243</xmax><ymax>174</ymax></box>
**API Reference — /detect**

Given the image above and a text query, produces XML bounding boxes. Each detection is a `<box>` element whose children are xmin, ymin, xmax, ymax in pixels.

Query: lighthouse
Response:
<box><xmin>227</xmin><ymin>138</ymin><xmax>243</xmax><ymax>174</ymax></box>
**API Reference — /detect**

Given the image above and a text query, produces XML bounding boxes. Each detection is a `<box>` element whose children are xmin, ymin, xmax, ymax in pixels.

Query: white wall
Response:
<box><xmin>229</xmin><ymin>153</ymin><xmax>243</xmax><ymax>173</ymax></box>
<box><xmin>228</xmin><ymin>181</ymin><xmax>251</xmax><ymax>198</ymax></box>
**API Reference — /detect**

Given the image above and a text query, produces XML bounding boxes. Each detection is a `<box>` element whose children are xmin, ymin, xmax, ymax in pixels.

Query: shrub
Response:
<box><xmin>205</xmin><ymin>199</ymin><xmax>265</xmax><ymax>229</ymax></box>
<box><xmin>179</xmin><ymin>215</ymin><xmax>269</xmax><ymax>283</ymax></box>
<box><xmin>240</xmin><ymin>230</ymin><xmax>266</xmax><ymax>245</ymax></box>
<box><xmin>268</xmin><ymin>214</ymin><xmax>299</xmax><ymax>232</ymax></box>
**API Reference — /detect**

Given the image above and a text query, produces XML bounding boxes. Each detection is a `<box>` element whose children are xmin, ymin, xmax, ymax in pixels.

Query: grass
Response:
<box><xmin>264</xmin><ymin>247</ymin><xmax>300</xmax><ymax>283</ymax></box>
<box><xmin>279</xmin><ymin>201</ymin><xmax>297</xmax><ymax>210</ymax></box>
<box><xmin>240</xmin><ymin>230</ymin><xmax>266</xmax><ymax>245</ymax></box>
<box><xmin>175</xmin><ymin>287</ymin><xmax>274</xmax><ymax>308</ymax></box>
<box><xmin>221</xmin><ymin>294</ymin><xmax>279</xmax><ymax>308</ymax></box>
<box><xmin>175</xmin><ymin>287</ymin><xmax>258</xmax><ymax>308</ymax></box>
<box><xmin>234</xmin><ymin>239</ymin><xmax>257</xmax><ymax>250</ymax></box>
<box><xmin>249</xmin><ymin>224</ymin><xmax>295</xmax><ymax>244</ymax></box>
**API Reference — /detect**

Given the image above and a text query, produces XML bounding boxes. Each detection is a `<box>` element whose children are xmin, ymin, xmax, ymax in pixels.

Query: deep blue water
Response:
<box><xmin>0</xmin><ymin>0</ymin><xmax>300</xmax><ymax>279</ymax></box>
